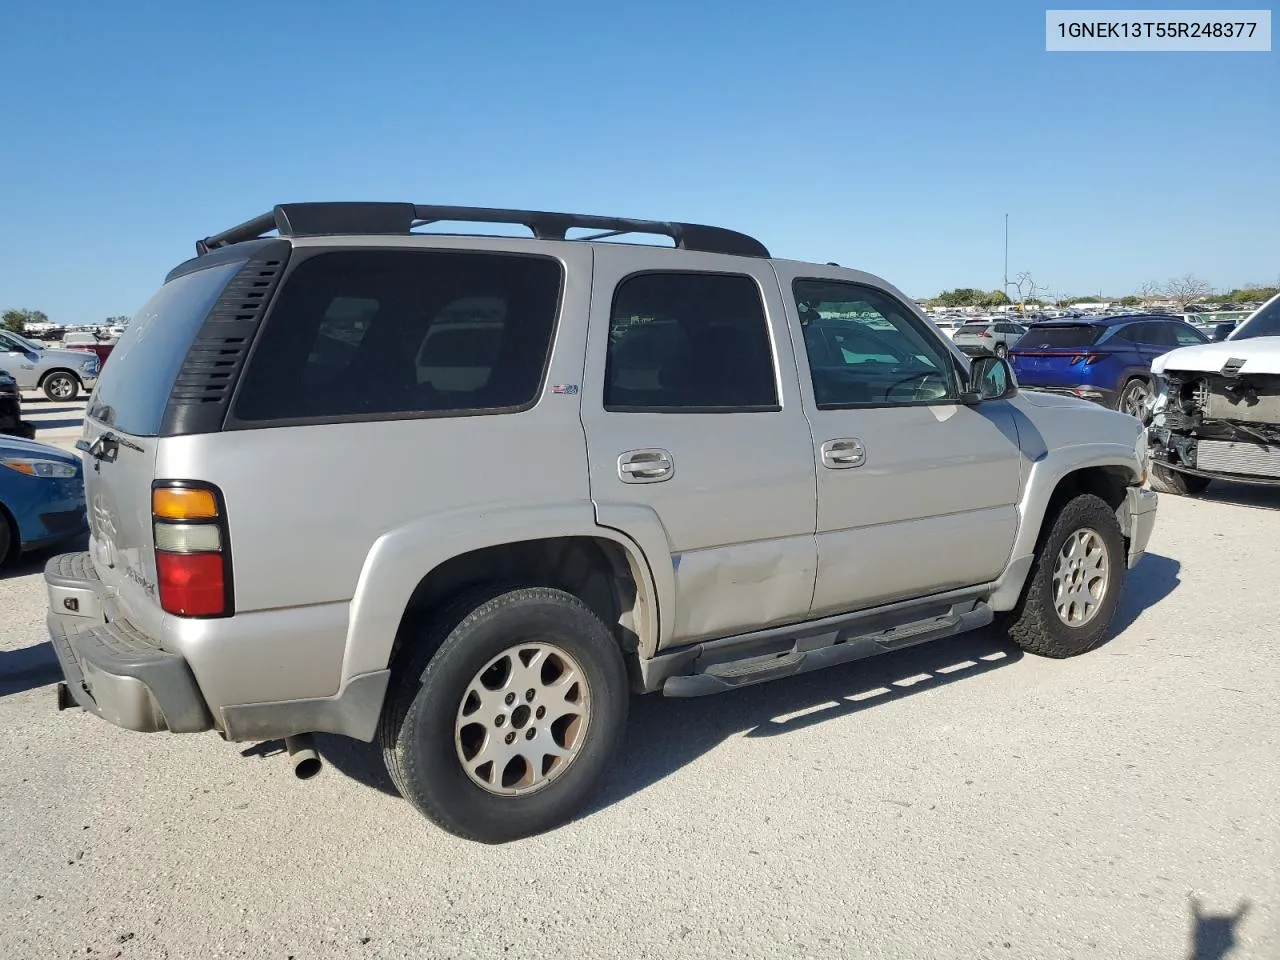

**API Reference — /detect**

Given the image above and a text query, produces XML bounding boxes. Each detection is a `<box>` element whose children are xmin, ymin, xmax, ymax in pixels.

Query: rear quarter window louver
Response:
<box><xmin>160</xmin><ymin>242</ymin><xmax>290</xmax><ymax>436</ymax></box>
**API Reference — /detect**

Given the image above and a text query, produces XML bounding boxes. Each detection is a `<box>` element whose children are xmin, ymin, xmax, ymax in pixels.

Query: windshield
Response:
<box><xmin>1</xmin><ymin>331</ymin><xmax>42</xmax><ymax>353</ymax></box>
<box><xmin>1016</xmin><ymin>324</ymin><xmax>1104</xmax><ymax>348</ymax></box>
<box><xmin>1229</xmin><ymin>294</ymin><xmax>1280</xmax><ymax>341</ymax></box>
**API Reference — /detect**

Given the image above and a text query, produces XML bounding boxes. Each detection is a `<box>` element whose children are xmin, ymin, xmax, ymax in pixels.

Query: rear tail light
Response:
<box><xmin>152</xmin><ymin>482</ymin><xmax>232</xmax><ymax>617</ymax></box>
<box><xmin>1069</xmin><ymin>353</ymin><xmax>1104</xmax><ymax>365</ymax></box>
<box><xmin>979</xmin><ymin>330</ymin><xmax>992</xmax><ymax>338</ymax></box>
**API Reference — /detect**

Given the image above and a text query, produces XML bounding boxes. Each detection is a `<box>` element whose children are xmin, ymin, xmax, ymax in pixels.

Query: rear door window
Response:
<box><xmin>604</xmin><ymin>272</ymin><xmax>777</xmax><ymax>410</ymax></box>
<box><xmin>232</xmin><ymin>250</ymin><xmax>563</xmax><ymax>423</ymax></box>
<box><xmin>87</xmin><ymin>260</ymin><xmax>243</xmax><ymax>436</ymax></box>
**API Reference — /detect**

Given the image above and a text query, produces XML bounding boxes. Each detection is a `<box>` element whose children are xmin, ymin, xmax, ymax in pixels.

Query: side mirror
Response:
<box><xmin>961</xmin><ymin>355</ymin><xmax>1018</xmax><ymax>404</ymax></box>
<box><xmin>1210</xmin><ymin>323</ymin><xmax>1234</xmax><ymax>342</ymax></box>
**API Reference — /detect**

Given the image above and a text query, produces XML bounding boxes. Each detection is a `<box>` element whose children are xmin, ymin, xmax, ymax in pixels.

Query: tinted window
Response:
<box><xmin>88</xmin><ymin>260</ymin><xmax>243</xmax><ymax>436</ymax></box>
<box><xmin>793</xmin><ymin>279</ymin><xmax>955</xmax><ymax>407</ymax></box>
<box><xmin>1121</xmin><ymin>321</ymin><xmax>1178</xmax><ymax>346</ymax></box>
<box><xmin>1231</xmin><ymin>295</ymin><xmax>1280</xmax><ymax>341</ymax></box>
<box><xmin>604</xmin><ymin>272</ymin><xmax>777</xmax><ymax>410</ymax></box>
<box><xmin>234</xmin><ymin>250</ymin><xmax>562</xmax><ymax>422</ymax></box>
<box><xmin>957</xmin><ymin>324</ymin><xmax>989</xmax><ymax>335</ymax></box>
<box><xmin>1169</xmin><ymin>322</ymin><xmax>1208</xmax><ymax>346</ymax></box>
<box><xmin>1018</xmin><ymin>324</ymin><xmax>1104</xmax><ymax>348</ymax></box>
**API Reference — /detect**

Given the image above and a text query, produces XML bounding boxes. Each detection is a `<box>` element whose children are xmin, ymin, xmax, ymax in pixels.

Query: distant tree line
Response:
<box><xmin>926</xmin><ymin>275</ymin><xmax>1279</xmax><ymax>312</ymax></box>
<box><xmin>1</xmin><ymin>309</ymin><xmax>132</xmax><ymax>335</ymax></box>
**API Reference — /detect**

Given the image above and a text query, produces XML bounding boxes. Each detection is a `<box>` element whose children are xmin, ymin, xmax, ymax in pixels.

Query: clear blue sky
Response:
<box><xmin>1</xmin><ymin>1</ymin><xmax>1276</xmax><ymax>324</ymax></box>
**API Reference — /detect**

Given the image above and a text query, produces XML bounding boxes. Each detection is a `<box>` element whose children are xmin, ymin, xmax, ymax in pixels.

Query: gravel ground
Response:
<box><xmin>1</xmin><ymin>471</ymin><xmax>1277</xmax><ymax>959</ymax></box>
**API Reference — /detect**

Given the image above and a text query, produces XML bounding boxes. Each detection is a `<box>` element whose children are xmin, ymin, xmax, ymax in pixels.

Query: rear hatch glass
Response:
<box><xmin>82</xmin><ymin>259</ymin><xmax>243</xmax><ymax>631</ymax></box>
<box><xmin>956</xmin><ymin>324</ymin><xmax>988</xmax><ymax>336</ymax></box>
<box><xmin>87</xmin><ymin>261</ymin><xmax>242</xmax><ymax>436</ymax></box>
<box><xmin>1014</xmin><ymin>324</ymin><xmax>1104</xmax><ymax>350</ymax></box>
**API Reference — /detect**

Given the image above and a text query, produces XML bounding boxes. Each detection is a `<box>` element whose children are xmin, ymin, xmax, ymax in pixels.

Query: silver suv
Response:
<box><xmin>0</xmin><ymin>329</ymin><xmax>100</xmax><ymax>401</ymax></box>
<box><xmin>951</xmin><ymin>319</ymin><xmax>1028</xmax><ymax>359</ymax></box>
<box><xmin>46</xmin><ymin>202</ymin><xmax>1158</xmax><ymax>843</ymax></box>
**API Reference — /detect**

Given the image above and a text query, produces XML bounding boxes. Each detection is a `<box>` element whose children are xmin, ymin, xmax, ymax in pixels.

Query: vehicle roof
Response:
<box><xmin>1037</xmin><ymin>313</ymin><xmax>1193</xmax><ymax>326</ymax></box>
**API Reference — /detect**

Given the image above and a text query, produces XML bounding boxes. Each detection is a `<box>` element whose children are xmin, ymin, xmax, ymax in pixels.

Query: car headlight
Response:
<box><xmin>0</xmin><ymin>457</ymin><xmax>78</xmax><ymax>478</ymax></box>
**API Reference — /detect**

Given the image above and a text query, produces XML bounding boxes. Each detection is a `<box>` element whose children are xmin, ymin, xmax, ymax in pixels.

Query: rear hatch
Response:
<box><xmin>1009</xmin><ymin>323</ymin><xmax>1107</xmax><ymax>387</ymax></box>
<box><xmin>81</xmin><ymin>259</ymin><xmax>248</xmax><ymax>636</ymax></box>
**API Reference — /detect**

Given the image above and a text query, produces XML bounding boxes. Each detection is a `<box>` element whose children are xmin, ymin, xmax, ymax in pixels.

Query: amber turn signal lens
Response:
<box><xmin>152</xmin><ymin>487</ymin><xmax>218</xmax><ymax>520</ymax></box>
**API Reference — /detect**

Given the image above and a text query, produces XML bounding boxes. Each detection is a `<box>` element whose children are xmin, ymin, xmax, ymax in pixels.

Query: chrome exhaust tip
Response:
<box><xmin>284</xmin><ymin>734</ymin><xmax>322</xmax><ymax>780</ymax></box>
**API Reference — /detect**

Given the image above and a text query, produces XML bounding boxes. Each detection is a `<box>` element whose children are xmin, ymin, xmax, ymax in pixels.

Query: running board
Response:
<box><xmin>661</xmin><ymin>600</ymin><xmax>993</xmax><ymax>698</ymax></box>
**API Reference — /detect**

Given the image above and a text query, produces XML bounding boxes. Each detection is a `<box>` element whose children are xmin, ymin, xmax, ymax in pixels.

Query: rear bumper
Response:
<box><xmin>45</xmin><ymin>550</ymin><xmax>390</xmax><ymax>742</ymax></box>
<box><xmin>46</xmin><ymin>552</ymin><xmax>212</xmax><ymax>733</ymax></box>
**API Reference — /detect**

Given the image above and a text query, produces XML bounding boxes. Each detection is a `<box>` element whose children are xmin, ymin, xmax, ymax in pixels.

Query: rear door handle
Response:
<box><xmin>821</xmin><ymin>438</ymin><xmax>866</xmax><ymax>469</ymax></box>
<box><xmin>618</xmin><ymin>448</ymin><xmax>674</xmax><ymax>483</ymax></box>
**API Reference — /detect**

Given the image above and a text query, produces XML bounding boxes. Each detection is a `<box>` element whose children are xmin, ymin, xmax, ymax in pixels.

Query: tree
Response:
<box><xmin>979</xmin><ymin>289</ymin><xmax>1011</xmax><ymax>307</ymax></box>
<box><xmin>1011</xmin><ymin>271</ymin><xmax>1046</xmax><ymax>310</ymax></box>
<box><xmin>1163</xmin><ymin>275</ymin><xmax>1214</xmax><ymax>309</ymax></box>
<box><xmin>1136</xmin><ymin>281</ymin><xmax>1162</xmax><ymax>304</ymax></box>
<box><xmin>1117</xmin><ymin>295</ymin><xmax>1142</xmax><ymax>306</ymax></box>
<box><xmin>2</xmin><ymin>308</ymin><xmax>49</xmax><ymax>334</ymax></box>
<box><xmin>104</xmin><ymin>314</ymin><xmax>130</xmax><ymax>326</ymax></box>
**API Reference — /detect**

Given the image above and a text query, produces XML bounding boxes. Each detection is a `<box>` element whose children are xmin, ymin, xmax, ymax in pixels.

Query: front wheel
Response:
<box><xmin>1004</xmin><ymin>493</ymin><xmax>1126</xmax><ymax>658</ymax></box>
<box><xmin>1149</xmin><ymin>463</ymin><xmax>1211</xmax><ymax>496</ymax></box>
<box><xmin>379</xmin><ymin>586</ymin><xmax>629</xmax><ymax>843</ymax></box>
<box><xmin>42</xmin><ymin>372</ymin><xmax>78</xmax><ymax>402</ymax></box>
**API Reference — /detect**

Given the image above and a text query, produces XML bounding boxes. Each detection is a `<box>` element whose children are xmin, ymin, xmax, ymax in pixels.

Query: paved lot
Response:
<box><xmin>1</xmin><ymin>442</ymin><xmax>1277</xmax><ymax>958</ymax></box>
<box><xmin>20</xmin><ymin>392</ymin><xmax>86</xmax><ymax>452</ymax></box>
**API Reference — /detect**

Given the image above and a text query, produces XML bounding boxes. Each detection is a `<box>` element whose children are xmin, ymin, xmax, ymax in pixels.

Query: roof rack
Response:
<box><xmin>195</xmin><ymin>202</ymin><xmax>769</xmax><ymax>258</ymax></box>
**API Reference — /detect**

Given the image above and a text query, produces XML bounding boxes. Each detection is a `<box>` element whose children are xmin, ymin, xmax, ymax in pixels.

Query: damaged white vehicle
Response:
<box><xmin>1148</xmin><ymin>291</ymin><xmax>1280</xmax><ymax>494</ymax></box>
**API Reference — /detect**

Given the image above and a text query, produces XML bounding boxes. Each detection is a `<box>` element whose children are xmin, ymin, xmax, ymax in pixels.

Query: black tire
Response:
<box><xmin>994</xmin><ymin>342</ymin><xmax>1008</xmax><ymax>359</ymax></box>
<box><xmin>42</xmin><ymin>372</ymin><xmax>78</xmax><ymax>402</ymax></box>
<box><xmin>1148</xmin><ymin>463</ymin><xmax>1211</xmax><ymax>496</ymax></box>
<box><xmin>1005</xmin><ymin>493</ymin><xmax>1126</xmax><ymax>659</ymax></box>
<box><xmin>378</xmin><ymin>585</ymin><xmax>629</xmax><ymax>843</ymax></box>
<box><xmin>1116</xmin><ymin>377</ymin><xmax>1151</xmax><ymax>422</ymax></box>
<box><xmin>0</xmin><ymin>505</ymin><xmax>13</xmax><ymax>566</ymax></box>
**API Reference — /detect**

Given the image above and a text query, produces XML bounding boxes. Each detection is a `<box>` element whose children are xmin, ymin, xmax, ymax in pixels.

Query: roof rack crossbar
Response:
<box><xmin>195</xmin><ymin>202</ymin><xmax>769</xmax><ymax>258</ymax></box>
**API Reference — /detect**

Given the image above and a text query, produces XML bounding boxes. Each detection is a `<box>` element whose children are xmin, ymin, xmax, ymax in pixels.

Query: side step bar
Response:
<box><xmin>661</xmin><ymin>598</ymin><xmax>993</xmax><ymax>698</ymax></box>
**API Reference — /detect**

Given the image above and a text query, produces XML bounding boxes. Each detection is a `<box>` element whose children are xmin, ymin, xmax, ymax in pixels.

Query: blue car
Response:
<box><xmin>0</xmin><ymin>435</ymin><xmax>88</xmax><ymax>566</ymax></box>
<box><xmin>1009</xmin><ymin>314</ymin><xmax>1209</xmax><ymax>418</ymax></box>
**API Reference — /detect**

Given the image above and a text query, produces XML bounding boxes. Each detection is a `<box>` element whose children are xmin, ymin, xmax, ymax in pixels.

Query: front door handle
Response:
<box><xmin>821</xmin><ymin>438</ymin><xmax>866</xmax><ymax>469</ymax></box>
<box><xmin>618</xmin><ymin>448</ymin><xmax>674</xmax><ymax>483</ymax></box>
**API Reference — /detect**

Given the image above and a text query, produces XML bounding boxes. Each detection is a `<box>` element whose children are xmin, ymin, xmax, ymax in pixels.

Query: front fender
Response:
<box><xmin>340</xmin><ymin>501</ymin><xmax>670</xmax><ymax>685</ymax></box>
<box><xmin>988</xmin><ymin>436</ymin><xmax>1143</xmax><ymax>611</ymax></box>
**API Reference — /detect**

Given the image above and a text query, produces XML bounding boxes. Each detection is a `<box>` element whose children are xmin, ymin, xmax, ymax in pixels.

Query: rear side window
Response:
<box><xmin>604</xmin><ymin>272</ymin><xmax>777</xmax><ymax>411</ymax></box>
<box><xmin>1018</xmin><ymin>324</ymin><xmax>1104</xmax><ymax>348</ymax></box>
<box><xmin>233</xmin><ymin>250</ymin><xmax>562</xmax><ymax>423</ymax></box>
<box><xmin>88</xmin><ymin>261</ymin><xmax>243</xmax><ymax>436</ymax></box>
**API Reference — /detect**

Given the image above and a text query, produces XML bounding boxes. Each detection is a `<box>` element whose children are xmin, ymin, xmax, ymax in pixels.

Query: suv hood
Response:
<box><xmin>1152</xmin><ymin>336</ymin><xmax>1280</xmax><ymax>375</ymax></box>
<box><xmin>46</xmin><ymin>347</ymin><xmax>99</xmax><ymax>364</ymax></box>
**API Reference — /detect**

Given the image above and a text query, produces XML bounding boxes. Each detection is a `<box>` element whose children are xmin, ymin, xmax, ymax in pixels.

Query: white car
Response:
<box><xmin>1148</xmin><ymin>291</ymin><xmax>1280</xmax><ymax>494</ymax></box>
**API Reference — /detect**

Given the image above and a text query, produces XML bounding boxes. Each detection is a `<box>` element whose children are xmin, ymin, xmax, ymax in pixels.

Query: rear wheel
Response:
<box><xmin>1149</xmin><ymin>463</ymin><xmax>1211</xmax><ymax>496</ymax></box>
<box><xmin>0</xmin><ymin>507</ymin><xmax>13</xmax><ymax>566</ymax></box>
<box><xmin>1117</xmin><ymin>377</ymin><xmax>1152</xmax><ymax>421</ymax></box>
<box><xmin>379</xmin><ymin>585</ymin><xmax>629</xmax><ymax>843</ymax></box>
<box><xmin>42</xmin><ymin>372</ymin><xmax>78</xmax><ymax>402</ymax></box>
<box><xmin>1005</xmin><ymin>493</ymin><xmax>1125</xmax><ymax>658</ymax></box>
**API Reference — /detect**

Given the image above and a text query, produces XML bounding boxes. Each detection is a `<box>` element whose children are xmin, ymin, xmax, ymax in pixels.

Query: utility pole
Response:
<box><xmin>1003</xmin><ymin>213</ymin><xmax>1009</xmax><ymax>301</ymax></box>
